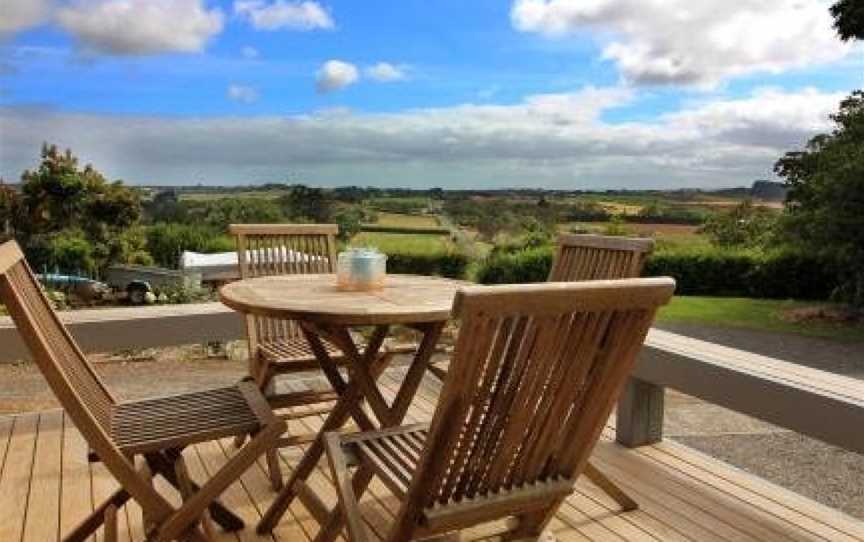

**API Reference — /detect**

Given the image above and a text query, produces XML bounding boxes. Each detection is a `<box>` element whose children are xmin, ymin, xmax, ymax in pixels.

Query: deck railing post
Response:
<box><xmin>616</xmin><ymin>377</ymin><xmax>664</xmax><ymax>447</ymax></box>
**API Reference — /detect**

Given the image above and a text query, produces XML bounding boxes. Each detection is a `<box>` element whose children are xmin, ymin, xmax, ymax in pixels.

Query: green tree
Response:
<box><xmin>0</xmin><ymin>182</ymin><xmax>19</xmax><ymax>241</ymax></box>
<box><xmin>775</xmin><ymin>91</ymin><xmax>864</xmax><ymax>304</ymax></box>
<box><xmin>280</xmin><ymin>184</ymin><xmax>332</xmax><ymax>222</ymax></box>
<box><xmin>700</xmin><ymin>200</ymin><xmax>778</xmax><ymax>248</ymax></box>
<box><xmin>15</xmin><ymin>143</ymin><xmax>144</xmax><ymax>273</ymax></box>
<box><xmin>831</xmin><ymin>0</ymin><xmax>864</xmax><ymax>41</ymax></box>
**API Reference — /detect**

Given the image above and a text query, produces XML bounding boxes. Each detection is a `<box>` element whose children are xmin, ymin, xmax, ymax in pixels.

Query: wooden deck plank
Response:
<box><xmin>640</xmin><ymin>441</ymin><xmax>864</xmax><ymax>542</ymax></box>
<box><xmin>60</xmin><ymin>412</ymin><xmax>96</xmax><ymax>542</ymax></box>
<box><xmin>22</xmin><ymin>410</ymin><xmax>63</xmax><ymax>542</ymax></box>
<box><xmin>652</xmin><ymin>438</ymin><xmax>864</xmax><ymax>540</ymax></box>
<box><xmin>192</xmin><ymin>439</ymin><xmax>277</xmax><ymax>542</ymax></box>
<box><xmin>0</xmin><ymin>412</ymin><xmax>38</xmax><ymax>542</ymax></box>
<box><xmin>2</xmin><ymin>371</ymin><xmax>863</xmax><ymax>542</ymax></box>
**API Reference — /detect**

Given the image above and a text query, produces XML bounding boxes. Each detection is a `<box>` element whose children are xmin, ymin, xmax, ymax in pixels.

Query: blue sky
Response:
<box><xmin>0</xmin><ymin>0</ymin><xmax>861</xmax><ymax>188</ymax></box>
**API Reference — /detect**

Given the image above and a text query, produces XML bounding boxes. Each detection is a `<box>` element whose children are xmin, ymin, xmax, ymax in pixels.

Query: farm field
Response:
<box><xmin>351</xmin><ymin>231</ymin><xmax>453</xmax><ymax>254</ymax></box>
<box><xmin>373</xmin><ymin>212</ymin><xmax>441</xmax><ymax>229</ymax></box>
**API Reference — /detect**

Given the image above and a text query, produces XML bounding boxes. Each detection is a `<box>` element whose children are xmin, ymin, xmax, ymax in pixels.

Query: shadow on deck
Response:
<box><xmin>1</xmin><ymin>369</ymin><xmax>862</xmax><ymax>541</ymax></box>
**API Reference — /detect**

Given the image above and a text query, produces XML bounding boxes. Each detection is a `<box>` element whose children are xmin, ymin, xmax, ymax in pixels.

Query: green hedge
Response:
<box><xmin>474</xmin><ymin>247</ymin><xmax>554</xmax><ymax>284</ymax></box>
<box><xmin>359</xmin><ymin>224</ymin><xmax>450</xmax><ymax>235</ymax></box>
<box><xmin>386</xmin><ymin>250</ymin><xmax>471</xmax><ymax>279</ymax></box>
<box><xmin>474</xmin><ymin>245</ymin><xmax>842</xmax><ymax>300</ymax></box>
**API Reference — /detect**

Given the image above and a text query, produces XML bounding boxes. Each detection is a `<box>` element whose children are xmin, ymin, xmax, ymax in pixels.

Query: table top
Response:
<box><xmin>219</xmin><ymin>273</ymin><xmax>468</xmax><ymax>325</ymax></box>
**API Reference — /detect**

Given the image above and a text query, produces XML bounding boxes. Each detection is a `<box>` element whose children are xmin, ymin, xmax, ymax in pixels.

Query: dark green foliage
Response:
<box><xmin>831</xmin><ymin>0</ymin><xmax>864</xmax><ymax>41</ymax></box>
<box><xmin>385</xmin><ymin>250</ymin><xmax>471</xmax><ymax>279</ymax></box>
<box><xmin>146</xmin><ymin>223</ymin><xmax>233</xmax><ymax>268</ymax></box>
<box><xmin>280</xmin><ymin>184</ymin><xmax>332</xmax><ymax>222</ymax></box>
<box><xmin>358</xmin><ymin>225</ymin><xmax>450</xmax><ymax>235</ymax></box>
<box><xmin>0</xmin><ymin>183</ymin><xmax>19</xmax><ymax>242</ymax></box>
<box><xmin>645</xmin><ymin>249</ymin><xmax>841</xmax><ymax>300</ymax></box>
<box><xmin>474</xmin><ymin>247</ymin><xmax>554</xmax><ymax>284</ymax></box>
<box><xmin>331</xmin><ymin>206</ymin><xmax>366</xmax><ymax>241</ymax></box>
<box><xmin>14</xmin><ymin>144</ymin><xmax>144</xmax><ymax>274</ymax></box>
<box><xmin>474</xmin><ymin>243</ymin><xmax>842</xmax><ymax>300</ymax></box>
<box><xmin>700</xmin><ymin>200</ymin><xmax>779</xmax><ymax>248</ymax></box>
<box><xmin>775</xmin><ymin>90</ymin><xmax>864</xmax><ymax>305</ymax></box>
<box><xmin>144</xmin><ymin>190</ymin><xmax>188</xmax><ymax>223</ymax></box>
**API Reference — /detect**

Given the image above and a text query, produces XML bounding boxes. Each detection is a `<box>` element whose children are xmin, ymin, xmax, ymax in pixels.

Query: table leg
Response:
<box><xmin>259</xmin><ymin>321</ymin><xmax>447</xmax><ymax>536</ymax></box>
<box><xmin>310</xmin><ymin>322</ymin><xmax>445</xmax><ymax>542</ymax></box>
<box><xmin>257</xmin><ymin>326</ymin><xmax>390</xmax><ymax>534</ymax></box>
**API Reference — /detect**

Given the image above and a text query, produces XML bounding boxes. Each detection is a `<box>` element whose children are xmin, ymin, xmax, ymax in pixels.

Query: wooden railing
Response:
<box><xmin>1</xmin><ymin>303</ymin><xmax>862</xmax><ymax>455</ymax></box>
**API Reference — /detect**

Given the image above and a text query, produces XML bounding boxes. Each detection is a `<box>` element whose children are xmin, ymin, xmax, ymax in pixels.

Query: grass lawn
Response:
<box><xmin>658</xmin><ymin>296</ymin><xmax>864</xmax><ymax>341</ymax></box>
<box><xmin>374</xmin><ymin>212</ymin><xmax>441</xmax><ymax>229</ymax></box>
<box><xmin>350</xmin><ymin>232</ymin><xmax>452</xmax><ymax>254</ymax></box>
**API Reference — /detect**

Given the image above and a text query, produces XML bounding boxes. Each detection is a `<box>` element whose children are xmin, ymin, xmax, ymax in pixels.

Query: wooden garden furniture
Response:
<box><xmin>428</xmin><ymin>233</ymin><xmax>656</xmax><ymax>513</ymax></box>
<box><xmin>0</xmin><ymin>240</ymin><xmax>286</xmax><ymax>542</ymax></box>
<box><xmin>230</xmin><ymin>223</ymin><xmax>350</xmax><ymax>489</ymax></box>
<box><xmin>548</xmin><ymin>233</ymin><xmax>655</xmax><ymax>282</ymax></box>
<box><xmin>320</xmin><ymin>278</ymin><xmax>675</xmax><ymax>541</ymax></box>
<box><xmin>218</xmin><ymin>273</ymin><xmax>466</xmax><ymax>535</ymax></box>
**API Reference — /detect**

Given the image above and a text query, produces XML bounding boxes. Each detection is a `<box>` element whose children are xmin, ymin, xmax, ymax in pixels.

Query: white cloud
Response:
<box><xmin>316</xmin><ymin>60</ymin><xmax>359</xmax><ymax>93</ymax></box>
<box><xmin>511</xmin><ymin>0</ymin><xmax>851</xmax><ymax>86</ymax></box>
<box><xmin>227</xmin><ymin>84</ymin><xmax>260</xmax><ymax>103</ymax></box>
<box><xmin>56</xmin><ymin>0</ymin><xmax>223</xmax><ymax>55</ymax></box>
<box><xmin>0</xmin><ymin>0</ymin><xmax>51</xmax><ymax>35</ymax></box>
<box><xmin>365</xmin><ymin>62</ymin><xmax>407</xmax><ymax>82</ymax></box>
<box><xmin>234</xmin><ymin>1</ymin><xmax>333</xmax><ymax>31</ymax></box>
<box><xmin>0</xmin><ymin>87</ymin><xmax>844</xmax><ymax>188</ymax></box>
<box><xmin>241</xmin><ymin>46</ymin><xmax>260</xmax><ymax>59</ymax></box>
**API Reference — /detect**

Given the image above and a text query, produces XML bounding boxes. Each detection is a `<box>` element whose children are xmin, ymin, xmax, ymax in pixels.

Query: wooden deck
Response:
<box><xmin>1</xmin><ymin>369</ymin><xmax>863</xmax><ymax>542</ymax></box>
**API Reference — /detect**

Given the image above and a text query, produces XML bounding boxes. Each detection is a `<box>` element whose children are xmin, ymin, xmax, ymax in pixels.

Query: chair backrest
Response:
<box><xmin>0</xmin><ymin>241</ymin><xmax>115</xmax><ymax>432</ymax></box>
<box><xmin>229</xmin><ymin>224</ymin><xmax>339</xmax><ymax>346</ymax></box>
<box><xmin>0</xmin><ymin>240</ymin><xmax>181</xmax><ymax>519</ymax></box>
<box><xmin>410</xmin><ymin>278</ymin><xmax>675</xmax><ymax>516</ymax></box>
<box><xmin>548</xmin><ymin>234</ymin><xmax>654</xmax><ymax>282</ymax></box>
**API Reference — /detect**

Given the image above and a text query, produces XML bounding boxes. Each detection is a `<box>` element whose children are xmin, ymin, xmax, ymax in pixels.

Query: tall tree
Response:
<box><xmin>0</xmin><ymin>181</ymin><xmax>19</xmax><ymax>241</ymax></box>
<box><xmin>16</xmin><ymin>143</ymin><xmax>144</xmax><ymax>273</ymax></box>
<box><xmin>775</xmin><ymin>91</ymin><xmax>864</xmax><ymax>304</ymax></box>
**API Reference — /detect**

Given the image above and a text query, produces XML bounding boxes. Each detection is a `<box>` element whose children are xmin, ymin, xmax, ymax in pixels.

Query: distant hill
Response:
<box><xmin>750</xmin><ymin>180</ymin><xmax>787</xmax><ymax>201</ymax></box>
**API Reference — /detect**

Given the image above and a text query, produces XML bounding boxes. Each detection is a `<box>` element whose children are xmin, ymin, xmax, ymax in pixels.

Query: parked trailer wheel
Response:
<box><xmin>126</xmin><ymin>282</ymin><xmax>150</xmax><ymax>305</ymax></box>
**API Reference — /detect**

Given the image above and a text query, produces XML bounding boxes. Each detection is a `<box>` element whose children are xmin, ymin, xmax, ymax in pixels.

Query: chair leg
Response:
<box><xmin>156</xmin><ymin>419</ymin><xmax>284</xmax><ymax>541</ymax></box>
<box><xmin>104</xmin><ymin>504</ymin><xmax>118</xmax><ymax>542</ymax></box>
<box><xmin>266</xmin><ymin>447</ymin><xmax>284</xmax><ymax>491</ymax></box>
<box><xmin>63</xmin><ymin>489</ymin><xmax>131</xmax><ymax>542</ymax></box>
<box><xmin>501</xmin><ymin>499</ymin><xmax>563</xmax><ymax>542</ymax></box>
<box><xmin>173</xmin><ymin>451</ymin><xmax>216</xmax><ymax>538</ymax></box>
<box><xmin>583</xmin><ymin>462</ymin><xmax>638</xmax><ymax>511</ymax></box>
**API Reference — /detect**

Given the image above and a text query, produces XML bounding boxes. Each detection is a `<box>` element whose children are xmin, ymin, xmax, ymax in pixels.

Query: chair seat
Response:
<box><xmin>113</xmin><ymin>382</ymin><xmax>267</xmax><ymax>454</ymax></box>
<box><xmin>258</xmin><ymin>336</ymin><xmax>344</xmax><ymax>367</ymax></box>
<box><xmin>342</xmin><ymin>424</ymin><xmax>429</xmax><ymax>498</ymax></box>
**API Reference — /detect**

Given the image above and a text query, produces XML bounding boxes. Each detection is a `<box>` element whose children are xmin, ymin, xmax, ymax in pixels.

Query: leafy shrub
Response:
<box><xmin>474</xmin><ymin>246</ymin><xmax>554</xmax><ymax>284</ymax></box>
<box><xmin>645</xmin><ymin>248</ymin><xmax>758</xmax><ymax>296</ymax></box>
<box><xmin>475</xmin><ymin>243</ymin><xmax>843</xmax><ymax>300</ymax></box>
<box><xmin>386</xmin><ymin>250</ymin><xmax>471</xmax><ymax>279</ymax></box>
<box><xmin>146</xmin><ymin>223</ymin><xmax>233</xmax><ymax>268</ymax></box>
<box><xmin>646</xmin><ymin>247</ymin><xmax>841</xmax><ymax>299</ymax></box>
<box><xmin>748</xmin><ymin>250</ymin><xmax>840</xmax><ymax>300</ymax></box>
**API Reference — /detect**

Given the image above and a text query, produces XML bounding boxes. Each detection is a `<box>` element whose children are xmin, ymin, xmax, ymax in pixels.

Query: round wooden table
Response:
<box><xmin>219</xmin><ymin>273</ymin><xmax>467</xmax><ymax>533</ymax></box>
<box><xmin>219</xmin><ymin>273</ymin><xmax>464</xmax><ymax>326</ymax></box>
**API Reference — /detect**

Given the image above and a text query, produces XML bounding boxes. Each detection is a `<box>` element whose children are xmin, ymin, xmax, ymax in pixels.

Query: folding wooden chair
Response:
<box><xmin>548</xmin><ymin>233</ymin><xmax>655</xmax><ymax>283</ymax></box>
<box><xmin>321</xmin><ymin>278</ymin><xmax>675</xmax><ymax>541</ymax></box>
<box><xmin>0</xmin><ymin>240</ymin><xmax>285</xmax><ymax>542</ymax></box>
<box><xmin>230</xmin><ymin>224</ymin><xmax>374</xmax><ymax>490</ymax></box>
